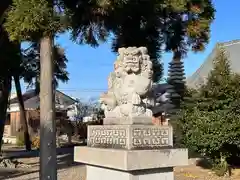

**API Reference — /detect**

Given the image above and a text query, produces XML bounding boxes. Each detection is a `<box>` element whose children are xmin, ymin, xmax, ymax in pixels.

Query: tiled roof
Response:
<box><xmin>9</xmin><ymin>90</ymin><xmax>36</xmax><ymax>104</ymax></box>
<box><xmin>10</xmin><ymin>89</ymin><xmax>77</xmax><ymax>109</ymax></box>
<box><xmin>186</xmin><ymin>40</ymin><xmax>240</xmax><ymax>89</ymax></box>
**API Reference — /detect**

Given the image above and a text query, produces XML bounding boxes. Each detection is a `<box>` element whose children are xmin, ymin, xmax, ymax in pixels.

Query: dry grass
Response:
<box><xmin>175</xmin><ymin>163</ymin><xmax>240</xmax><ymax>180</ymax></box>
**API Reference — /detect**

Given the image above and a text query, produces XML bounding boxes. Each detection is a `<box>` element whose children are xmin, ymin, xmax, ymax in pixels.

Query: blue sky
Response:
<box><xmin>18</xmin><ymin>0</ymin><xmax>240</xmax><ymax>100</ymax></box>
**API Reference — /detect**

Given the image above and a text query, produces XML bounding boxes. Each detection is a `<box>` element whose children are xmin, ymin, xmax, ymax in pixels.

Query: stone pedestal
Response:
<box><xmin>86</xmin><ymin>166</ymin><xmax>174</xmax><ymax>180</ymax></box>
<box><xmin>74</xmin><ymin>146</ymin><xmax>188</xmax><ymax>180</ymax></box>
<box><xmin>74</xmin><ymin>125</ymin><xmax>188</xmax><ymax>180</ymax></box>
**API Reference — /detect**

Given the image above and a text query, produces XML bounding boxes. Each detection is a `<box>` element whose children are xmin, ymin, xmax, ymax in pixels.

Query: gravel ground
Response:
<box><xmin>2</xmin><ymin>165</ymin><xmax>238</xmax><ymax>180</ymax></box>
<box><xmin>0</xmin><ymin>154</ymin><xmax>86</xmax><ymax>180</ymax></box>
<box><xmin>1</xmin><ymin>160</ymin><xmax>239</xmax><ymax>180</ymax></box>
<box><xmin>1</xmin><ymin>166</ymin><xmax>85</xmax><ymax>180</ymax></box>
<box><xmin>1</xmin><ymin>146</ymin><xmax>240</xmax><ymax>180</ymax></box>
<box><xmin>1</xmin><ymin>146</ymin><xmax>86</xmax><ymax>180</ymax></box>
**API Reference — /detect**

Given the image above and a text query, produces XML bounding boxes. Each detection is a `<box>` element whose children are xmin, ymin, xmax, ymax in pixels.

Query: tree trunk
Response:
<box><xmin>0</xmin><ymin>76</ymin><xmax>12</xmax><ymax>153</ymax></box>
<box><xmin>13</xmin><ymin>75</ymin><xmax>31</xmax><ymax>151</ymax></box>
<box><xmin>35</xmin><ymin>76</ymin><xmax>40</xmax><ymax>94</ymax></box>
<box><xmin>39</xmin><ymin>36</ymin><xmax>57</xmax><ymax>180</ymax></box>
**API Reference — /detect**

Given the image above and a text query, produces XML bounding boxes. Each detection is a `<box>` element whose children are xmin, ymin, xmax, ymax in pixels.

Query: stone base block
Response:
<box><xmin>86</xmin><ymin>165</ymin><xmax>174</xmax><ymax>180</ymax></box>
<box><xmin>87</xmin><ymin>125</ymin><xmax>173</xmax><ymax>149</ymax></box>
<box><xmin>74</xmin><ymin>147</ymin><xmax>188</xmax><ymax>171</ymax></box>
<box><xmin>104</xmin><ymin>116</ymin><xmax>152</xmax><ymax>125</ymax></box>
<box><xmin>3</xmin><ymin>136</ymin><xmax>17</xmax><ymax>144</ymax></box>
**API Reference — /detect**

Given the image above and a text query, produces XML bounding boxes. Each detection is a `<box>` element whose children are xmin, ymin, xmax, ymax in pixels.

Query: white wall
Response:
<box><xmin>7</xmin><ymin>103</ymin><xmax>20</xmax><ymax>112</ymax></box>
<box><xmin>83</xmin><ymin>116</ymin><xmax>93</xmax><ymax>122</ymax></box>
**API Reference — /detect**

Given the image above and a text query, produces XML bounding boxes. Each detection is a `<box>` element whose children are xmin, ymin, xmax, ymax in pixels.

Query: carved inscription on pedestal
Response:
<box><xmin>87</xmin><ymin>125</ymin><xmax>172</xmax><ymax>149</ymax></box>
<box><xmin>132</xmin><ymin>127</ymin><xmax>171</xmax><ymax>148</ymax></box>
<box><xmin>88</xmin><ymin>127</ymin><xmax>127</xmax><ymax>148</ymax></box>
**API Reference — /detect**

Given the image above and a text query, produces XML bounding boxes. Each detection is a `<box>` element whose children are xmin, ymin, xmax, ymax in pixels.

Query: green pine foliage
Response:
<box><xmin>63</xmin><ymin>0</ymin><xmax>215</xmax><ymax>83</ymax></box>
<box><xmin>176</xmin><ymin>48</ymin><xmax>240</xmax><ymax>175</ymax></box>
<box><xmin>4</xmin><ymin>0</ymin><xmax>215</xmax><ymax>82</ymax></box>
<box><xmin>21</xmin><ymin>42</ymin><xmax>69</xmax><ymax>92</ymax></box>
<box><xmin>4</xmin><ymin>0</ymin><xmax>63</xmax><ymax>41</ymax></box>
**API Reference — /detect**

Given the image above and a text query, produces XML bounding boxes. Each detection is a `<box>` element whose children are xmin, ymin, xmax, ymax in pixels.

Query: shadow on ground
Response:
<box><xmin>0</xmin><ymin>146</ymin><xmax>84</xmax><ymax>180</ymax></box>
<box><xmin>0</xmin><ymin>169</ymin><xmax>39</xmax><ymax>180</ymax></box>
<box><xmin>195</xmin><ymin>158</ymin><xmax>213</xmax><ymax>169</ymax></box>
<box><xmin>1</xmin><ymin>142</ymin><xmax>85</xmax><ymax>158</ymax></box>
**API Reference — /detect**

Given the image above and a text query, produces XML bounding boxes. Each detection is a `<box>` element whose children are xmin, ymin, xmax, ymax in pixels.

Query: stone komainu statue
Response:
<box><xmin>100</xmin><ymin>47</ymin><xmax>156</xmax><ymax>122</ymax></box>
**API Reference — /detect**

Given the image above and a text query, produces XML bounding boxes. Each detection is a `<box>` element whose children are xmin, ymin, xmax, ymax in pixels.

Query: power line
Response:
<box><xmin>11</xmin><ymin>85</ymin><xmax>108</xmax><ymax>92</ymax></box>
<box><xmin>58</xmin><ymin>89</ymin><xmax>107</xmax><ymax>92</ymax></box>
